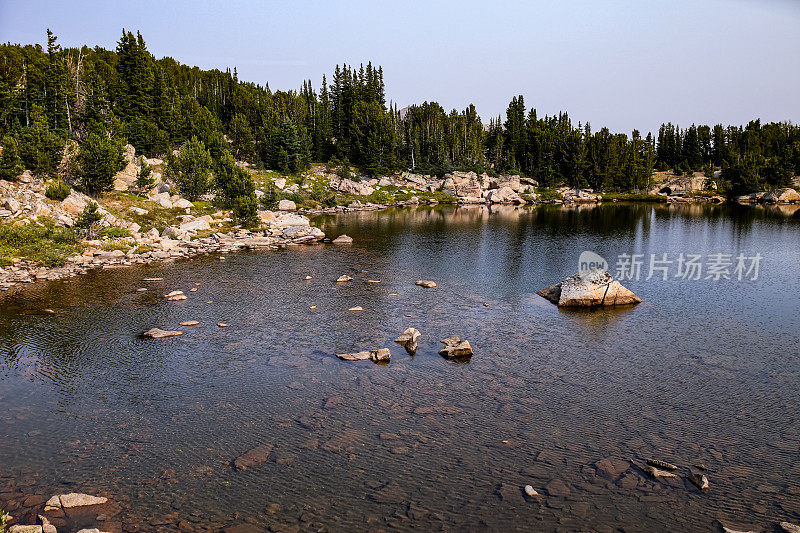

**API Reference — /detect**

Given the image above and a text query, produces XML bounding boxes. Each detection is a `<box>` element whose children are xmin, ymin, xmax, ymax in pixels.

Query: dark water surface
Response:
<box><xmin>1</xmin><ymin>203</ymin><xmax>799</xmax><ymax>532</ymax></box>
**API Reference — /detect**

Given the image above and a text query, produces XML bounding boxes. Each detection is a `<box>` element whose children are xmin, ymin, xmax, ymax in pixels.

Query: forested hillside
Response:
<box><xmin>1</xmin><ymin>30</ymin><xmax>798</xmax><ymax>198</ymax></box>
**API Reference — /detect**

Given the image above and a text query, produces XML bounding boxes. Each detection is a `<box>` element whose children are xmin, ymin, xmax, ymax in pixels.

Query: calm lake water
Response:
<box><xmin>1</xmin><ymin>203</ymin><xmax>799</xmax><ymax>532</ymax></box>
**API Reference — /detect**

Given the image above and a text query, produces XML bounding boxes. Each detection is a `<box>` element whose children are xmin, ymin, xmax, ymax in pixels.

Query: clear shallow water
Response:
<box><xmin>1</xmin><ymin>203</ymin><xmax>799</xmax><ymax>532</ymax></box>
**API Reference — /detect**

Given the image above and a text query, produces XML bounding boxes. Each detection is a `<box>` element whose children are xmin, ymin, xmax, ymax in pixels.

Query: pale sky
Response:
<box><xmin>1</xmin><ymin>0</ymin><xmax>798</xmax><ymax>136</ymax></box>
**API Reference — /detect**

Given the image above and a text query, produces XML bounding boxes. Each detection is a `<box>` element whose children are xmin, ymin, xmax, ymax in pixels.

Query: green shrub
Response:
<box><xmin>535</xmin><ymin>188</ymin><xmax>564</xmax><ymax>201</ymax></box>
<box><xmin>0</xmin><ymin>223</ymin><xmax>49</xmax><ymax>247</ymax></box>
<box><xmin>52</xmin><ymin>227</ymin><xmax>80</xmax><ymax>244</ymax></box>
<box><xmin>98</xmin><ymin>226</ymin><xmax>132</xmax><ymax>239</ymax></box>
<box><xmin>101</xmin><ymin>239</ymin><xmax>132</xmax><ymax>253</ymax></box>
<box><xmin>35</xmin><ymin>247</ymin><xmax>70</xmax><ymax>267</ymax></box>
<box><xmin>45</xmin><ymin>179</ymin><xmax>71</xmax><ymax>201</ymax></box>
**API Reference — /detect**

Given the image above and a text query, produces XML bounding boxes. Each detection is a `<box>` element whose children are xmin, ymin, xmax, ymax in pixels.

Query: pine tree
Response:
<box><xmin>0</xmin><ymin>135</ymin><xmax>24</xmax><ymax>179</ymax></box>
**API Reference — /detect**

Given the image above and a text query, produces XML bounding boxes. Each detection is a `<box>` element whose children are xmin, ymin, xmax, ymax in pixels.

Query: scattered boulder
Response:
<box><xmin>336</xmin><ymin>349</ymin><xmax>391</xmax><ymax>363</ymax></box>
<box><xmin>164</xmin><ymin>290</ymin><xmax>186</xmax><ymax>301</ymax></box>
<box><xmin>524</xmin><ymin>485</ymin><xmax>539</xmax><ymax>497</ymax></box>
<box><xmin>646</xmin><ymin>458</ymin><xmax>677</xmax><ymax>471</ymax></box>
<box><xmin>538</xmin><ymin>269</ymin><xmax>641</xmax><ymax>307</ymax></box>
<box><xmin>278</xmin><ymin>199</ymin><xmax>296</xmax><ymax>211</ymax></box>
<box><xmin>439</xmin><ymin>336</ymin><xmax>472</xmax><ymax>358</ymax></box>
<box><xmin>637</xmin><ymin>462</ymin><xmax>677</xmax><ymax>479</ymax></box>
<box><xmin>233</xmin><ymin>444</ymin><xmax>274</xmax><ymax>470</ymax></box>
<box><xmin>8</xmin><ymin>526</ymin><xmax>43</xmax><ymax>533</ymax></box>
<box><xmin>179</xmin><ymin>215</ymin><xmax>212</xmax><ymax>232</ymax></box>
<box><xmin>332</xmin><ymin>234</ymin><xmax>353</xmax><ymax>244</ymax></box>
<box><xmin>44</xmin><ymin>493</ymin><xmax>108</xmax><ymax>510</ymax></box>
<box><xmin>348</xmin><ymin>306</ymin><xmax>364</xmax><ymax>311</ymax></box>
<box><xmin>394</xmin><ymin>327</ymin><xmax>420</xmax><ymax>355</ymax></box>
<box><xmin>2</xmin><ymin>197</ymin><xmax>21</xmax><ymax>212</ymax></box>
<box><xmin>415</xmin><ymin>280</ymin><xmax>437</xmax><ymax>288</ymax></box>
<box><xmin>217</xmin><ymin>322</ymin><xmax>233</xmax><ymax>328</ymax></box>
<box><xmin>336</xmin><ymin>275</ymin><xmax>353</xmax><ymax>282</ymax></box>
<box><xmin>143</xmin><ymin>328</ymin><xmax>182</xmax><ymax>339</ymax></box>
<box><xmin>688</xmin><ymin>472</ymin><xmax>709</xmax><ymax>492</ymax></box>
<box><xmin>179</xmin><ymin>320</ymin><xmax>199</xmax><ymax>326</ymax></box>
<box><xmin>337</xmin><ymin>178</ymin><xmax>374</xmax><ymax>196</ymax></box>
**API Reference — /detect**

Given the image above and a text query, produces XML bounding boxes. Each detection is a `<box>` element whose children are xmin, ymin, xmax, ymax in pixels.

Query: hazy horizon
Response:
<box><xmin>1</xmin><ymin>0</ymin><xmax>798</xmax><ymax>136</ymax></box>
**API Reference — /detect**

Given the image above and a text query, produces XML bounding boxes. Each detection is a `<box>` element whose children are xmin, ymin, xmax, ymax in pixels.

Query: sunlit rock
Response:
<box><xmin>538</xmin><ymin>269</ymin><xmax>641</xmax><ymax>307</ymax></box>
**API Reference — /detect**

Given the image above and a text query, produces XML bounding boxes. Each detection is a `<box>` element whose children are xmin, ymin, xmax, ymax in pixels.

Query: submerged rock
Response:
<box><xmin>638</xmin><ymin>463</ymin><xmax>677</xmax><ymax>479</ymax></box>
<box><xmin>524</xmin><ymin>485</ymin><xmax>539</xmax><ymax>497</ymax></box>
<box><xmin>336</xmin><ymin>349</ymin><xmax>391</xmax><ymax>363</ymax></box>
<box><xmin>332</xmin><ymin>234</ymin><xmax>353</xmax><ymax>244</ymax></box>
<box><xmin>44</xmin><ymin>493</ymin><xmax>108</xmax><ymax>510</ymax></box>
<box><xmin>415</xmin><ymin>280</ymin><xmax>437</xmax><ymax>288</ymax></box>
<box><xmin>233</xmin><ymin>444</ymin><xmax>274</xmax><ymax>470</ymax></box>
<box><xmin>646</xmin><ymin>458</ymin><xmax>678</xmax><ymax>471</ymax></box>
<box><xmin>164</xmin><ymin>290</ymin><xmax>186</xmax><ymax>301</ymax></box>
<box><xmin>394</xmin><ymin>327</ymin><xmax>421</xmax><ymax>355</ymax></box>
<box><xmin>688</xmin><ymin>471</ymin><xmax>709</xmax><ymax>491</ymax></box>
<box><xmin>538</xmin><ymin>269</ymin><xmax>641</xmax><ymax>307</ymax></box>
<box><xmin>439</xmin><ymin>336</ymin><xmax>473</xmax><ymax>358</ymax></box>
<box><xmin>143</xmin><ymin>328</ymin><xmax>182</xmax><ymax>339</ymax></box>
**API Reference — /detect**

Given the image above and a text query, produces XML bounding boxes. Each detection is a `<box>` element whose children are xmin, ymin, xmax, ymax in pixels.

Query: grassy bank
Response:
<box><xmin>600</xmin><ymin>192</ymin><xmax>667</xmax><ymax>202</ymax></box>
<box><xmin>0</xmin><ymin>219</ymin><xmax>83</xmax><ymax>267</ymax></box>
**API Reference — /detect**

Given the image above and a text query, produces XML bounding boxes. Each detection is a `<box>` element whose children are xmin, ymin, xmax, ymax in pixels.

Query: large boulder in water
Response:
<box><xmin>538</xmin><ymin>269</ymin><xmax>641</xmax><ymax>307</ymax></box>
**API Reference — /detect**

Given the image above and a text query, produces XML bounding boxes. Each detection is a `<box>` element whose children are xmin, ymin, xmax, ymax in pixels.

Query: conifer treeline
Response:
<box><xmin>1</xmin><ymin>30</ymin><xmax>799</xmax><ymax>196</ymax></box>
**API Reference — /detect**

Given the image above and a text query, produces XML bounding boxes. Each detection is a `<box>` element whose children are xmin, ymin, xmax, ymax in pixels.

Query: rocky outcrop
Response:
<box><xmin>485</xmin><ymin>186</ymin><xmax>525</xmax><ymax>204</ymax></box>
<box><xmin>336</xmin><ymin>348</ymin><xmax>391</xmax><ymax>363</ymax></box>
<box><xmin>761</xmin><ymin>187</ymin><xmax>800</xmax><ymax>204</ymax></box>
<box><xmin>439</xmin><ymin>336</ymin><xmax>472</xmax><ymax>358</ymax></box>
<box><xmin>538</xmin><ymin>269</ymin><xmax>641</xmax><ymax>307</ymax></box>
<box><xmin>336</xmin><ymin>178</ymin><xmax>375</xmax><ymax>196</ymax></box>
<box><xmin>394</xmin><ymin>327</ymin><xmax>420</xmax><ymax>355</ymax></box>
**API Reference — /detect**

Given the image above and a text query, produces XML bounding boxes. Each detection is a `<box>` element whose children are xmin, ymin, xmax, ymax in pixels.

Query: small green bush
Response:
<box><xmin>45</xmin><ymin>179</ymin><xmax>71</xmax><ymax>201</ymax></box>
<box><xmin>101</xmin><ymin>239</ymin><xmax>132</xmax><ymax>253</ymax></box>
<box><xmin>98</xmin><ymin>226</ymin><xmax>132</xmax><ymax>239</ymax></box>
<box><xmin>535</xmin><ymin>188</ymin><xmax>564</xmax><ymax>201</ymax></box>
<box><xmin>52</xmin><ymin>227</ymin><xmax>80</xmax><ymax>244</ymax></box>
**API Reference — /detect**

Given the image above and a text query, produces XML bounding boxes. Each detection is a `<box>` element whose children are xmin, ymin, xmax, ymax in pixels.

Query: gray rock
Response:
<box><xmin>394</xmin><ymin>327</ymin><xmax>421</xmax><ymax>355</ymax></box>
<box><xmin>8</xmin><ymin>526</ymin><xmax>44</xmax><ymax>533</ymax></box>
<box><xmin>332</xmin><ymin>234</ymin><xmax>353</xmax><ymax>244</ymax></box>
<box><xmin>538</xmin><ymin>269</ymin><xmax>641</xmax><ymax>307</ymax></box>
<box><xmin>688</xmin><ymin>471</ymin><xmax>709</xmax><ymax>491</ymax></box>
<box><xmin>646</xmin><ymin>458</ymin><xmax>678</xmax><ymax>471</ymax></box>
<box><xmin>439</xmin><ymin>336</ymin><xmax>472</xmax><ymax>358</ymax></box>
<box><xmin>2</xmin><ymin>197</ymin><xmax>21</xmax><ymax>212</ymax></box>
<box><xmin>143</xmin><ymin>328</ymin><xmax>182</xmax><ymax>339</ymax></box>
<box><xmin>278</xmin><ymin>199</ymin><xmax>296</xmax><ymax>211</ymax></box>
<box><xmin>336</xmin><ymin>348</ymin><xmax>391</xmax><ymax>363</ymax></box>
